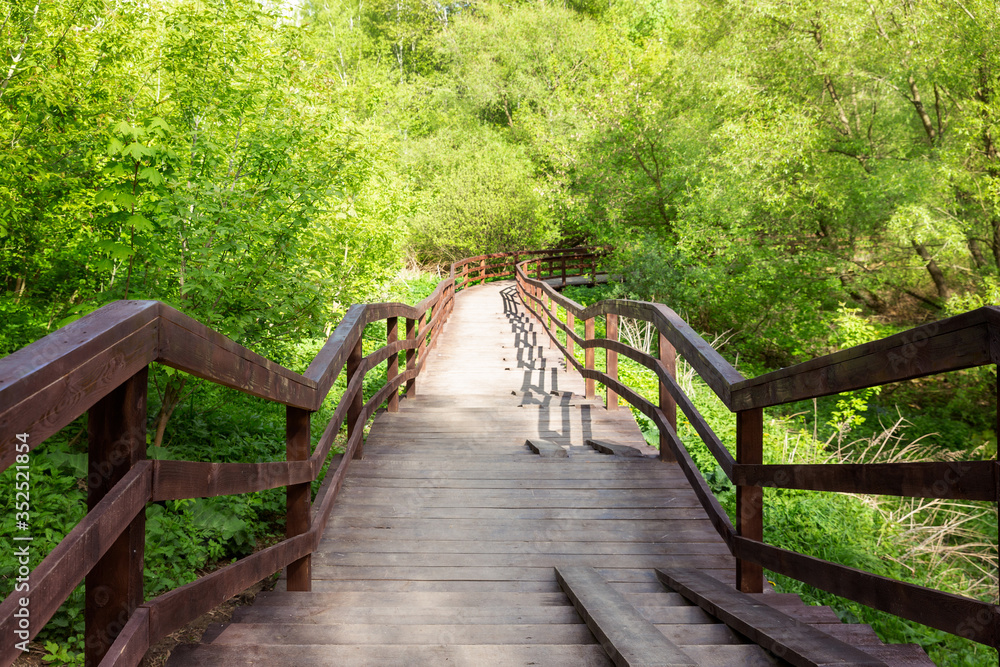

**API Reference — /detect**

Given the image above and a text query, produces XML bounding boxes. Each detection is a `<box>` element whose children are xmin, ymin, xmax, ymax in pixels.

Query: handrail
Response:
<box><xmin>3</xmin><ymin>245</ymin><xmax>590</xmax><ymax>666</ymax></box>
<box><xmin>515</xmin><ymin>255</ymin><xmax>1000</xmax><ymax>651</ymax></box>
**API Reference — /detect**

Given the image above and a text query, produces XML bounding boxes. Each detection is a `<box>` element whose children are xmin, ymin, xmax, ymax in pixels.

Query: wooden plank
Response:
<box><xmin>233</xmin><ymin>604</ymin><xmax>584</xmax><ymax>625</ymax></box>
<box><xmin>145</xmin><ymin>532</ymin><xmax>313</xmax><ymax>646</ymax></box>
<box><xmin>99</xmin><ymin>606</ymin><xmax>149</xmax><ymax>667</ymax></box>
<box><xmin>316</xmin><ymin>539</ymin><xmax>731</xmax><ymax>556</ymax></box>
<box><xmin>0</xmin><ymin>317</ymin><xmax>157</xmax><ymax>467</ymax></box>
<box><xmin>151</xmin><ymin>459</ymin><xmax>313</xmax><ymax>500</ymax></box>
<box><xmin>657</xmin><ymin>568</ymin><xmax>890</xmax><ymax>667</ymax></box>
<box><xmin>731</xmin><ymin>461</ymin><xmax>997</xmax><ymax>501</ymax></box>
<box><xmin>555</xmin><ymin>566</ymin><xmax>697</xmax><ymax>666</ymax></box>
<box><xmin>311</xmin><ymin>553</ymin><xmax>734</xmax><ymax>570</ymax></box>
<box><xmin>158</xmin><ymin>306</ymin><xmax>316</xmax><ymax>409</ymax></box>
<box><xmin>526</xmin><ymin>438</ymin><xmax>568</xmax><ymax>457</ymax></box>
<box><xmin>168</xmin><ymin>643</ymin><xmax>615</xmax><ymax>665</ymax></box>
<box><xmin>210</xmin><ymin>622</ymin><xmax>597</xmax><ymax>645</ymax></box>
<box><xmin>730</xmin><ymin>309</ymin><xmax>997</xmax><ymax>410</ymax></box>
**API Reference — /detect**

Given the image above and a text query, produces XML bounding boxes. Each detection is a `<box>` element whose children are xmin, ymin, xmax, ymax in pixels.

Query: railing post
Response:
<box><xmin>585</xmin><ymin>317</ymin><xmax>595</xmax><ymax>399</ymax></box>
<box><xmin>347</xmin><ymin>335</ymin><xmax>365</xmax><ymax>460</ymax></box>
<box><xmin>536</xmin><ymin>259</ymin><xmax>542</xmax><ymax>281</ymax></box>
<box><xmin>387</xmin><ymin>317</ymin><xmax>399</xmax><ymax>413</ymax></box>
<box><xmin>480</xmin><ymin>257</ymin><xmax>487</xmax><ymax>285</ymax></box>
<box><xmin>561</xmin><ymin>255</ymin><xmax>567</xmax><ymax>287</ymax></box>
<box><xmin>86</xmin><ymin>366</ymin><xmax>147</xmax><ymax>666</ymax></box>
<box><xmin>736</xmin><ymin>408</ymin><xmax>764</xmax><ymax>593</ymax></box>
<box><xmin>659</xmin><ymin>332</ymin><xmax>677</xmax><ymax>463</ymax></box>
<box><xmin>606</xmin><ymin>313</ymin><xmax>618</xmax><ymax>410</ymax></box>
<box><xmin>565</xmin><ymin>310</ymin><xmax>574</xmax><ymax>373</ymax></box>
<box><xmin>546</xmin><ymin>293</ymin><xmax>554</xmax><ymax>350</ymax></box>
<box><xmin>285</xmin><ymin>405</ymin><xmax>312</xmax><ymax>591</ymax></box>
<box><xmin>405</xmin><ymin>318</ymin><xmax>417</xmax><ymax>397</ymax></box>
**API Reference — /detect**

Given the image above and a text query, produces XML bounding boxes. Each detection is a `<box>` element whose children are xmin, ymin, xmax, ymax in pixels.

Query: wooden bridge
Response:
<box><xmin>1</xmin><ymin>248</ymin><xmax>997</xmax><ymax>666</ymax></box>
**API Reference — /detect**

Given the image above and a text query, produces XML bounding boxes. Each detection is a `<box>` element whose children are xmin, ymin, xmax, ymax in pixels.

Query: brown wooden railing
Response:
<box><xmin>516</xmin><ymin>254</ymin><xmax>1000</xmax><ymax>651</ymax></box>
<box><xmin>0</xmin><ymin>247</ymin><xmax>605</xmax><ymax>666</ymax></box>
<box><xmin>450</xmin><ymin>247</ymin><xmax>603</xmax><ymax>291</ymax></box>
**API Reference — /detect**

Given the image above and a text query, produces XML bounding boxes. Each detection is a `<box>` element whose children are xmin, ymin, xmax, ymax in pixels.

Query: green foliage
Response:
<box><xmin>407</xmin><ymin>125</ymin><xmax>560</xmax><ymax>262</ymax></box>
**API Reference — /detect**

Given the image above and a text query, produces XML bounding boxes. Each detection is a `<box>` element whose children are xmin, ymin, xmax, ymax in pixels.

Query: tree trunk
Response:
<box><xmin>152</xmin><ymin>376</ymin><xmax>187</xmax><ymax>449</ymax></box>
<box><xmin>911</xmin><ymin>240</ymin><xmax>951</xmax><ymax>301</ymax></box>
<box><xmin>967</xmin><ymin>237</ymin><xmax>988</xmax><ymax>270</ymax></box>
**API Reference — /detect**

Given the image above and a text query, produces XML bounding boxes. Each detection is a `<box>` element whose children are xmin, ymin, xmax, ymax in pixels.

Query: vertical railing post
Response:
<box><xmin>659</xmin><ymin>332</ymin><xmax>677</xmax><ymax>462</ymax></box>
<box><xmin>86</xmin><ymin>366</ymin><xmax>147</xmax><ymax>666</ymax></box>
<box><xmin>561</xmin><ymin>255</ymin><xmax>567</xmax><ymax>287</ymax></box>
<box><xmin>513</xmin><ymin>253</ymin><xmax>519</xmax><ymax>278</ymax></box>
<box><xmin>736</xmin><ymin>408</ymin><xmax>764</xmax><ymax>593</ymax></box>
<box><xmin>387</xmin><ymin>316</ymin><xmax>399</xmax><ymax>413</ymax></box>
<box><xmin>606</xmin><ymin>313</ymin><xmax>618</xmax><ymax>410</ymax></box>
<box><xmin>546</xmin><ymin>293</ymin><xmax>554</xmax><ymax>349</ymax></box>
<box><xmin>536</xmin><ymin>259</ymin><xmax>542</xmax><ymax>281</ymax></box>
<box><xmin>405</xmin><ymin>318</ymin><xmax>417</xmax><ymax>397</ymax></box>
<box><xmin>480</xmin><ymin>257</ymin><xmax>487</xmax><ymax>285</ymax></box>
<box><xmin>347</xmin><ymin>335</ymin><xmax>365</xmax><ymax>460</ymax></box>
<box><xmin>285</xmin><ymin>406</ymin><xmax>312</xmax><ymax>591</ymax></box>
<box><xmin>585</xmin><ymin>317</ymin><xmax>595</xmax><ymax>399</ymax></box>
<box><xmin>565</xmin><ymin>310</ymin><xmax>574</xmax><ymax>373</ymax></box>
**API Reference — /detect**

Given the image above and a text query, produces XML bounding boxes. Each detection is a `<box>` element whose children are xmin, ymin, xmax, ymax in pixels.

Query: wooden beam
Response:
<box><xmin>657</xmin><ymin>568</ymin><xmax>890</xmax><ymax>667</ymax></box>
<box><xmin>285</xmin><ymin>406</ymin><xmax>312</xmax><ymax>592</ymax></box>
<box><xmin>606</xmin><ymin>313</ymin><xmax>618</xmax><ymax>410</ymax></box>
<box><xmin>736</xmin><ymin>409</ymin><xmax>763</xmax><ymax>593</ymax></box>
<box><xmin>556</xmin><ymin>566</ymin><xmax>696</xmax><ymax>666</ymax></box>
<box><xmin>659</xmin><ymin>332</ymin><xmax>677</xmax><ymax>463</ymax></box>
<box><xmin>86</xmin><ymin>367</ymin><xmax>148</xmax><ymax>666</ymax></box>
<box><xmin>387</xmin><ymin>317</ymin><xmax>399</xmax><ymax>412</ymax></box>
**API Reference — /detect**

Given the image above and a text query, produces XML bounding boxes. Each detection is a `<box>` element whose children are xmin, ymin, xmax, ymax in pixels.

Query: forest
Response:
<box><xmin>0</xmin><ymin>0</ymin><xmax>997</xmax><ymax>663</ymax></box>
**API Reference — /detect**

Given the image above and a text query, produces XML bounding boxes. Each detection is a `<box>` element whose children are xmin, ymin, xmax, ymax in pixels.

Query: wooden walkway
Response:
<box><xmin>168</xmin><ymin>281</ymin><xmax>932</xmax><ymax>666</ymax></box>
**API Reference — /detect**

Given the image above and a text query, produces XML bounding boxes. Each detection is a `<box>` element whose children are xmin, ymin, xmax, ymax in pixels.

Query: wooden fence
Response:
<box><xmin>0</xmin><ymin>247</ymin><xmax>600</xmax><ymax>666</ymax></box>
<box><xmin>516</xmin><ymin>254</ymin><xmax>1000</xmax><ymax>651</ymax></box>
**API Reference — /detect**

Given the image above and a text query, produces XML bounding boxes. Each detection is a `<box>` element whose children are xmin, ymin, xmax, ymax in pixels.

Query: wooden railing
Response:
<box><xmin>450</xmin><ymin>247</ymin><xmax>604</xmax><ymax>291</ymax></box>
<box><xmin>0</xmin><ymin>247</ymin><xmax>605</xmax><ymax>666</ymax></box>
<box><xmin>516</xmin><ymin>255</ymin><xmax>1000</xmax><ymax>651</ymax></box>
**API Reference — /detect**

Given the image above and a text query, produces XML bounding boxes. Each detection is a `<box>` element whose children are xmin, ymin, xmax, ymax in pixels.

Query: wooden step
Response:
<box><xmin>656</xmin><ymin>568</ymin><xmax>914</xmax><ymax>667</ymax></box>
<box><xmin>555</xmin><ymin>566</ymin><xmax>699</xmax><ymax>666</ymax></box>
<box><xmin>168</xmin><ymin>643</ymin><xmax>616</xmax><ymax>666</ymax></box>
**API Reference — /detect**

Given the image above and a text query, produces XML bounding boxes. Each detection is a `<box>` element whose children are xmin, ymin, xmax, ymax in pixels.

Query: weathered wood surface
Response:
<box><xmin>556</xmin><ymin>566</ymin><xmax>697</xmax><ymax>666</ymax></box>
<box><xmin>658</xmin><ymin>568</ymin><xmax>892</xmax><ymax>667</ymax></box>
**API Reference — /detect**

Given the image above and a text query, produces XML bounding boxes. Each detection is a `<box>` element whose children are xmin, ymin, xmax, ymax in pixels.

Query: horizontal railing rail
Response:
<box><xmin>515</xmin><ymin>256</ymin><xmax>1000</xmax><ymax>650</ymax></box>
<box><xmin>450</xmin><ymin>246</ymin><xmax>606</xmax><ymax>291</ymax></box>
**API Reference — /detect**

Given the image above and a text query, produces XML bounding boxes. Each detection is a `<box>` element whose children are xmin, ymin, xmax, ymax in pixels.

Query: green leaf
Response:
<box><xmin>96</xmin><ymin>240</ymin><xmax>134</xmax><ymax>260</ymax></box>
<box><xmin>127</xmin><ymin>214</ymin><xmax>153</xmax><ymax>232</ymax></box>
<box><xmin>139</xmin><ymin>166</ymin><xmax>165</xmax><ymax>185</ymax></box>
<box><xmin>125</xmin><ymin>142</ymin><xmax>151</xmax><ymax>160</ymax></box>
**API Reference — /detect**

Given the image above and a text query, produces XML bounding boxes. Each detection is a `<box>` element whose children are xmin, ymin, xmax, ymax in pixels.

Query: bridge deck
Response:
<box><xmin>168</xmin><ymin>281</ymin><xmax>931</xmax><ymax>665</ymax></box>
